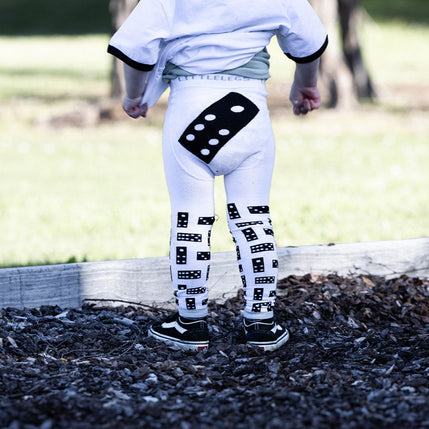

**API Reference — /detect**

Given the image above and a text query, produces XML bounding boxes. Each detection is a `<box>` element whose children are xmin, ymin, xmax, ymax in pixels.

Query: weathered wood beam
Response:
<box><xmin>1</xmin><ymin>238</ymin><xmax>428</xmax><ymax>309</ymax></box>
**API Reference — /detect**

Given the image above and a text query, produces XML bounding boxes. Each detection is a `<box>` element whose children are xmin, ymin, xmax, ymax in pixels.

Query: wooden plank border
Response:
<box><xmin>1</xmin><ymin>238</ymin><xmax>428</xmax><ymax>309</ymax></box>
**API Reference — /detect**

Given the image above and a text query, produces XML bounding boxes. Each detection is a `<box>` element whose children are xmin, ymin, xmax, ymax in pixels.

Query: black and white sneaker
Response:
<box><xmin>148</xmin><ymin>312</ymin><xmax>209</xmax><ymax>351</ymax></box>
<box><xmin>243</xmin><ymin>317</ymin><xmax>289</xmax><ymax>351</ymax></box>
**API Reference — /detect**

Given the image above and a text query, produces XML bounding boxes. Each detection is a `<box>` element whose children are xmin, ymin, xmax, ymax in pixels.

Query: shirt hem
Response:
<box><xmin>285</xmin><ymin>35</ymin><xmax>328</xmax><ymax>64</ymax></box>
<box><xmin>107</xmin><ymin>45</ymin><xmax>155</xmax><ymax>72</ymax></box>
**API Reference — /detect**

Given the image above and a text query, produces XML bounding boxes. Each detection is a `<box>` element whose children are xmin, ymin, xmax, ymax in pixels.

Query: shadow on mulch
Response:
<box><xmin>1</xmin><ymin>274</ymin><xmax>428</xmax><ymax>429</ymax></box>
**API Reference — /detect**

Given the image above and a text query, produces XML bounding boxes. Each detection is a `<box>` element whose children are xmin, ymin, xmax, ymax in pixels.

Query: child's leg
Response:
<box><xmin>169</xmin><ymin>204</ymin><xmax>215</xmax><ymax>319</ymax></box>
<box><xmin>163</xmin><ymin>128</ymin><xmax>216</xmax><ymax>319</ymax></box>
<box><xmin>224</xmin><ymin>142</ymin><xmax>277</xmax><ymax>320</ymax></box>
<box><xmin>225</xmin><ymin>143</ymin><xmax>290</xmax><ymax>351</ymax></box>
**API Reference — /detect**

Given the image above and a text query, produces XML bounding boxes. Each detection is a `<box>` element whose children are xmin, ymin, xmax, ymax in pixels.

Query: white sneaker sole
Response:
<box><xmin>247</xmin><ymin>328</ymin><xmax>290</xmax><ymax>352</ymax></box>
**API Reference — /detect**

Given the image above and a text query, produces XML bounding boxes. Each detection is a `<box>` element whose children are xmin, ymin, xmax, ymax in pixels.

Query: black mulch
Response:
<box><xmin>1</xmin><ymin>274</ymin><xmax>428</xmax><ymax>429</ymax></box>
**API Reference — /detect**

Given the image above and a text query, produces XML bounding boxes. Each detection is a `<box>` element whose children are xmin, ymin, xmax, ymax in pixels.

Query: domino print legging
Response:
<box><xmin>162</xmin><ymin>75</ymin><xmax>277</xmax><ymax>320</ymax></box>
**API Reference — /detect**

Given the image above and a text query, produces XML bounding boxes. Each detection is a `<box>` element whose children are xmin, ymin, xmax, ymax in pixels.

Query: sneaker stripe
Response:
<box><xmin>270</xmin><ymin>324</ymin><xmax>283</xmax><ymax>334</ymax></box>
<box><xmin>161</xmin><ymin>320</ymin><xmax>187</xmax><ymax>334</ymax></box>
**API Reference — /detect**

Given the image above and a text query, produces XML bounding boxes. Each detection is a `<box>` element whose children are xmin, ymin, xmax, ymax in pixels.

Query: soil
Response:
<box><xmin>1</xmin><ymin>274</ymin><xmax>428</xmax><ymax>429</ymax></box>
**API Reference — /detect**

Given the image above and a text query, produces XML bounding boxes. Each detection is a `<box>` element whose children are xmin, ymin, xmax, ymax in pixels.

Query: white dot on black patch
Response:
<box><xmin>205</xmin><ymin>114</ymin><xmax>216</xmax><ymax>121</ymax></box>
<box><xmin>186</xmin><ymin>134</ymin><xmax>195</xmax><ymax>141</ymax></box>
<box><xmin>231</xmin><ymin>105</ymin><xmax>245</xmax><ymax>113</ymax></box>
<box><xmin>218</xmin><ymin>129</ymin><xmax>230</xmax><ymax>136</ymax></box>
<box><xmin>201</xmin><ymin>148</ymin><xmax>210</xmax><ymax>156</ymax></box>
<box><xmin>208</xmin><ymin>139</ymin><xmax>219</xmax><ymax>145</ymax></box>
<box><xmin>194</xmin><ymin>123</ymin><xmax>205</xmax><ymax>131</ymax></box>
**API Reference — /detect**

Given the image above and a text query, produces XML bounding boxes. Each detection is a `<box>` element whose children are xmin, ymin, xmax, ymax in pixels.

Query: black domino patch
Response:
<box><xmin>187</xmin><ymin>287</ymin><xmax>206</xmax><ymax>295</ymax></box>
<box><xmin>197</xmin><ymin>251</ymin><xmax>211</xmax><ymax>261</ymax></box>
<box><xmin>198</xmin><ymin>216</ymin><xmax>215</xmax><ymax>225</ymax></box>
<box><xmin>253</xmin><ymin>288</ymin><xmax>264</xmax><ymax>300</ymax></box>
<box><xmin>178</xmin><ymin>270</ymin><xmax>201</xmax><ymax>279</ymax></box>
<box><xmin>241</xmin><ymin>275</ymin><xmax>247</xmax><ymax>288</ymax></box>
<box><xmin>242</xmin><ymin>227</ymin><xmax>258</xmax><ymax>242</ymax></box>
<box><xmin>269</xmin><ymin>290</ymin><xmax>276</xmax><ymax>298</ymax></box>
<box><xmin>186</xmin><ymin>298</ymin><xmax>196</xmax><ymax>310</ymax></box>
<box><xmin>177</xmin><ymin>233</ymin><xmax>202</xmax><ymax>242</ymax></box>
<box><xmin>236</xmin><ymin>221</ymin><xmax>263</xmax><ymax>228</ymax></box>
<box><xmin>179</xmin><ymin>92</ymin><xmax>259</xmax><ymax>163</ymax></box>
<box><xmin>264</xmin><ymin>228</ymin><xmax>274</xmax><ymax>236</ymax></box>
<box><xmin>176</xmin><ymin>247</ymin><xmax>187</xmax><ymax>264</ymax></box>
<box><xmin>227</xmin><ymin>203</ymin><xmax>240</xmax><ymax>219</ymax></box>
<box><xmin>178</xmin><ymin>284</ymin><xmax>186</xmax><ymax>290</ymax></box>
<box><xmin>252</xmin><ymin>257</ymin><xmax>265</xmax><ymax>273</ymax></box>
<box><xmin>272</xmin><ymin>259</ymin><xmax>279</xmax><ymax>268</ymax></box>
<box><xmin>248</xmin><ymin>205</ymin><xmax>270</xmax><ymax>214</ymax></box>
<box><xmin>202</xmin><ymin>299</ymin><xmax>208</xmax><ymax>306</ymax></box>
<box><xmin>177</xmin><ymin>212</ymin><xmax>189</xmax><ymax>228</ymax></box>
<box><xmin>252</xmin><ymin>302</ymin><xmax>272</xmax><ymax>312</ymax></box>
<box><xmin>255</xmin><ymin>276</ymin><xmax>276</xmax><ymax>284</ymax></box>
<box><xmin>250</xmin><ymin>243</ymin><xmax>275</xmax><ymax>253</ymax></box>
<box><xmin>236</xmin><ymin>245</ymin><xmax>241</xmax><ymax>261</ymax></box>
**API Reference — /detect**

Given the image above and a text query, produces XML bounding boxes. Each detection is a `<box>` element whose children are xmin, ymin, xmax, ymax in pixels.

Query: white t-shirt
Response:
<box><xmin>108</xmin><ymin>0</ymin><xmax>328</xmax><ymax>73</ymax></box>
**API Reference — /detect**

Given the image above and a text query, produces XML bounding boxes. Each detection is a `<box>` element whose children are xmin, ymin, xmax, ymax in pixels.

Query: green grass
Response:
<box><xmin>0</xmin><ymin>20</ymin><xmax>428</xmax><ymax>268</ymax></box>
<box><xmin>361</xmin><ymin>0</ymin><xmax>429</xmax><ymax>24</ymax></box>
<box><xmin>0</xmin><ymin>123</ymin><xmax>170</xmax><ymax>266</ymax></box>
<box><xmin>361</xmin><ymin>22</ymin><xmax>429</xmax><ymax>87</ymax></box>
<box><xmin>0</xmin><ymin>36</ymin><xmax>110</xmax><ymax>101</ymax></box>
<box><xmin>270</xmin><ymin>109</ymin><xmax>429</xmax><ymax>248</ymax></box>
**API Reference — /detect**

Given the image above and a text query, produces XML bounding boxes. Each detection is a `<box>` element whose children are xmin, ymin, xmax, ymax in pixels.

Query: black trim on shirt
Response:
<box><xmin>285</xmin><ymin>35</ymin><xmax>328</xmax><ymax>64</ymax></box>
<box><xmin>107</xmin><ymin>45</ymin><xmax>155</xmax><ymax>71</ymax></box>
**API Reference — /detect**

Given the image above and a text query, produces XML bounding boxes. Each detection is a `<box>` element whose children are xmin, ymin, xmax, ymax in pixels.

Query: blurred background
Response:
<box><xmin>0</xmin><ymin>0</ymin><xmax>428</xmax><ymax>268</ymax></box>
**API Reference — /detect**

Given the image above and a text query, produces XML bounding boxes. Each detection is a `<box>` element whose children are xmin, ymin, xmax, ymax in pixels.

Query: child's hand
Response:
<box><xmin>289</xmin><ymin>83</ymin><xmax>321</xmax><ymax>116</ymax></box>
<box><xmin>123</xmin><ymin>95</ymin><xmax>148</xmax><ymax>119</ymax></box>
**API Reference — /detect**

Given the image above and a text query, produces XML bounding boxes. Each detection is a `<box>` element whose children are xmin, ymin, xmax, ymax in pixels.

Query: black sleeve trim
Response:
<box><xmin>107</xmin><ymin>45</ymin><xmax>155</xmax><ymax>71</ymax></box>
<box><xmin>285</xmin><ymin>35</ymin><xmax>328</xmax><ymax>64</ymax></box>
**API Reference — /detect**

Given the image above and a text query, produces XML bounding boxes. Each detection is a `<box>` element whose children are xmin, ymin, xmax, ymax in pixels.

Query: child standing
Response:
<box><xmin>108</xmin><ymin>0</ymin><xmax>327</xmax><ymax>351</ymax></box>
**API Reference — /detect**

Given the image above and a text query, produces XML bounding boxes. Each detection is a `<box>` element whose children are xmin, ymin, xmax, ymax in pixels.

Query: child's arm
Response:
<box><xmin>122</xmin><ymin>64</ymin><xmax>149</xmax><ymax>118</ymax></box>
<box><xmin>289</xmin><ymin>58</ymin><xmax>321</xmax><ymax>116</ymax></box>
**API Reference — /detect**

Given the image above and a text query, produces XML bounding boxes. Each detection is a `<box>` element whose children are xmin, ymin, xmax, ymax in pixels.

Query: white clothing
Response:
<box><xmin>107</xmin><ymin>0</ymin><xmax>328</xmax><ymax>319</ymax></box>
<box><xmin>163</xmin><ymin>76</ymin><xmax>277</xmax><ymax>319</ymax></box>
<box><xmin>108</xmin><ymin>0</ymin><xmax>328</xmax><ymax>106</ymax></box>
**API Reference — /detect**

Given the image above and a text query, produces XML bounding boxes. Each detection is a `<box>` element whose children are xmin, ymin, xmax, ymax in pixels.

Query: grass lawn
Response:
<box><xmin>0</xmin><ymin>20</ymin><xmax>428</xmax><ymax>267</ymax></box>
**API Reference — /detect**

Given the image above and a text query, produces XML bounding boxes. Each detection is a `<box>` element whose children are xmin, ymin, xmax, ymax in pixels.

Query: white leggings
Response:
<box><xmin>163</xmin><ymin>75</ymin><xmax>277</xmax><ymax>320</ymax></box>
